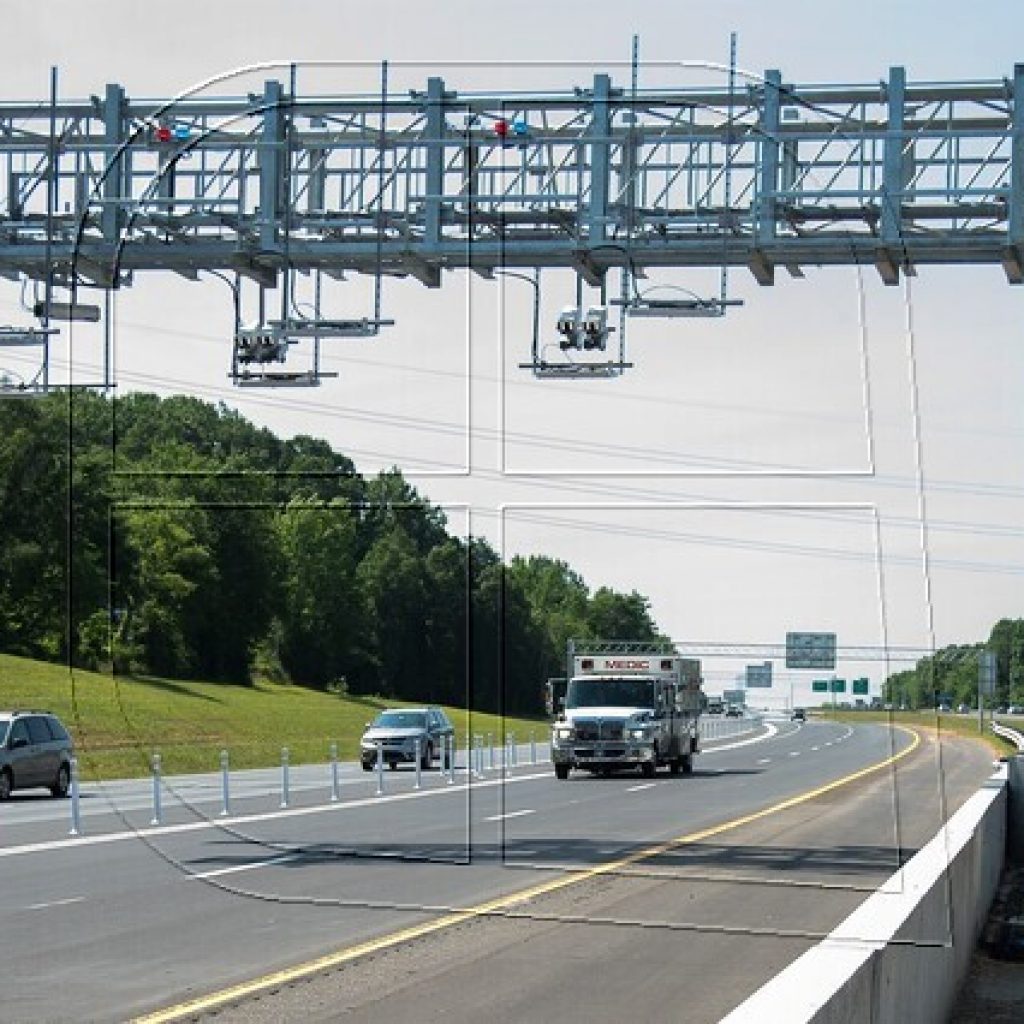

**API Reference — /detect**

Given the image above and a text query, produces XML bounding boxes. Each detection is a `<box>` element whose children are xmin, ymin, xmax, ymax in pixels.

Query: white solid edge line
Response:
<box><xmin>0</xmin><ymin>770</ymin><xmax>551</xmax><ymax>861</ymax></box>
<box><xmin>702</xmin><ymin>722</ymin><xmax>779</xmax><ymax>754</ymax></box>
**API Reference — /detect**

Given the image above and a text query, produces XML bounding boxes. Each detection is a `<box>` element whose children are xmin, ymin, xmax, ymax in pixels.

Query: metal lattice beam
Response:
<box><xmin>0</xmin><ymin>64</ymin><xmax>1021</xmax><ymax>288</ymax></box>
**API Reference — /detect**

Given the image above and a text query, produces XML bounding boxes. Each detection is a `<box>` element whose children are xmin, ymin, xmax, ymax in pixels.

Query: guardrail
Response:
<box><xmin>992</xmin><ymin>720</ymin><xmax>1024</xmax><ymax>751</ymax></box>
<box><xmin>699</xmin><ymin>714</ymin><xmax>764</xmax><ymax>742</ymax></box>
<box><xmin>994</xmin><ymin>721</ymin><xmax>1024</xmax><ymax>864</ymax></box>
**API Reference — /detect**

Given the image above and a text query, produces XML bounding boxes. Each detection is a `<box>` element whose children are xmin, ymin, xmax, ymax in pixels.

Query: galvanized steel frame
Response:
<box><xmin>0</xmin><ymin>64</ymin><xmax>1022</xmax><ymax>289</ymax></box>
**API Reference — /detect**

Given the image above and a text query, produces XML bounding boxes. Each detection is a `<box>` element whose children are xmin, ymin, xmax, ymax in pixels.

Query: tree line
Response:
<box><xmin>0</xmin><ymin>392</ymin><xmax>662</xmax><ymax>715</ymax></box>
<box><xmin>882</xmin><ymin>619</ymin><xmax>1024</xmax><ymax>709</ymax></box>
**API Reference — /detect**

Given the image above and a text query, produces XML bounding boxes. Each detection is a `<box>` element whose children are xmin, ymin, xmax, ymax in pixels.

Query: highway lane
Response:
<box><xmin>0</xmin><ymin>719</ymin><xmax>996</xmax><ymax>1022</ymax></box>
<box><xmin>0</xmin><ymin>721</ymin><xmax>765</xmax><ymax>848</ymax></box>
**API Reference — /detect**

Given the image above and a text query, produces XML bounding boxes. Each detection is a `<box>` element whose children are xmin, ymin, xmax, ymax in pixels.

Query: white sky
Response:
<box><xmin>2</xmin><ymin>0</ymin><xmax>1023</xmax><ymax>703</ymax></box>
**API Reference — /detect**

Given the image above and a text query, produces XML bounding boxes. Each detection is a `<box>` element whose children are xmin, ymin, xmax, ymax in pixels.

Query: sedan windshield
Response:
<box><xmin>566</xmin><ymin>678</ymin><xmax>654</xmax><ymax>710</ymax></box>
<box><xmin>371</xmin><ymin>711</ymin><xmax>427</xmax><ymax>730</ymax></box>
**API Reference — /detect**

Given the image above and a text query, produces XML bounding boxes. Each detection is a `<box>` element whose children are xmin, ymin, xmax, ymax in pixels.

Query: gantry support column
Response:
<box><xmin>1005</xmin><ymin>63</ymin><xmax>1024</xmax><ymax>283</ymax></box>
<box><xmin>750</xmin><ymin>70</ymin><xmax>781</xmax><ymax>286</ymax></box>
<box><xmin>878</xmin><ymin>65</ymin><xmax>907</xmax><ymax>285</ymax></box>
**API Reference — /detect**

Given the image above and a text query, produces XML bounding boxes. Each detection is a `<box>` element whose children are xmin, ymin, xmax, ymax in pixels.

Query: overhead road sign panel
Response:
<box><xmin>979</xmin><ymin>651</ymin><xmax>997</xmax><ymax>696</ymax></box>
<box><xmin>786</xmin><ymin>632</ymin><xmax>837</xmax><ymax>670</ymax></box>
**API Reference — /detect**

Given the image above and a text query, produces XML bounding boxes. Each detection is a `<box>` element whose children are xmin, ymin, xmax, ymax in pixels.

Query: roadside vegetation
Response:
<box><xmin>880</xmin><ymin>619</ymin><xmax>1024</xmax><ymax>711</ymax></box>
<box><xmin>818</xmin><ymin>707</ymin><xmax>1019</xmax><ymax>757</ymax></box>
<box><xmin>0</xmin><ymin>392</ymin><xmax>665</xmax><ymax>720</ymax></box>
<box><xmin>0</xmin><ymin>652</ymin><xmax>546</xmax><ymax>780</ymax></box>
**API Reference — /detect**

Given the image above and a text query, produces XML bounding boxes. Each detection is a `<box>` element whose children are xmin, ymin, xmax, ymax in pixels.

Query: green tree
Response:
<box><xmin>988</xmin><ymin>619</ymin><xmax>1024</xmax><ymax>705</ymax></box>
<box><xmin>470</xmin><ymin>559</ymin><xmax>548</xmax><ymax>717</ymax></box>
<box><xmin>585</xmin><ymin>587</ymin><xmax>662</xmax><ymax>642</ymax></box>
<box><xmin>507</xmin><ymin>555</ymin><xmax>588</xmax><ymax>675</ymax></box>
<box><xmin>356</xmin><ymin>526</ymin><xmax>429</xmax><ymax>699</ymax></box>
<box><xmin>277</xmin><ymin>498</ymin><xmax>368</xmax><ymax>687</ymax></box>
<box><xmin>423</xmin><ymin>538</ymin><xmax>469</xmax><ymax>707</ymax></box>
<box><xmin>115</xmin><ymin>505</ymin><xmax>216</xmax><ymax>677</ymax></box>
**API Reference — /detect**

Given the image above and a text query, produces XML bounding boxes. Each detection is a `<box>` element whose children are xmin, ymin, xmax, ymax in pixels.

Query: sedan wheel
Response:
<box><xmin>0</xmin><ymin>770</ymin><xmax>12</xmax><ymax>800</ymax></box>
<box><xmin>51</xmin><ymin>764</ymin><xmax>70</xmax><ymax>798</ymax></box>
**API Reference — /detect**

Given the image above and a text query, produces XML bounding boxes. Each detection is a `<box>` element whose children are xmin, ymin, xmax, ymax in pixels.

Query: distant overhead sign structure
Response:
<box><xmin>746</xmin><ymin>662</ymin><xmax>773</xmax><ymax>688</ymax></box>
<box><xmin>979</xmin><ymin>651</ymin><xmax>997</xmax><ymax>696</ymax></box>
<box><xmin>786</xmin><ymin>632</ymin><xmax>837</xmax><ymax>670</ymax></box>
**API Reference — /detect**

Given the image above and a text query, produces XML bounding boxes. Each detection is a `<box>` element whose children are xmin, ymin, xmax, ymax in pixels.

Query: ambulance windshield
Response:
<box><xmin>565</xmin><ymin>677</ymin><xmax>655</xmax><ymax>710</ymax></box>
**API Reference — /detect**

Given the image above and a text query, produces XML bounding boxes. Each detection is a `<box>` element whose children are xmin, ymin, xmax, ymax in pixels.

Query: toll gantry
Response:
<box><xmin>0</xmin><ymin>63</ymin><xmax>1021</xmax><ymax>388</ymax></box>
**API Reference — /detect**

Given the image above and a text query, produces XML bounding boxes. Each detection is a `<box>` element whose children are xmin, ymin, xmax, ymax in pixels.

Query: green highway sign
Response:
<box><xmin>852</xmin><ymin>678</ymin><xmax>869</xmax><ymax>695</ymax></box>
<box><xmin>812</xmin><ymin>680</ymin><xmax>829</xmax><ymax>692</ymax></box>
<box><xmin>831</xmin><ymin>679</ymin><xmax>846</xmax><ymax>693</ymax></box>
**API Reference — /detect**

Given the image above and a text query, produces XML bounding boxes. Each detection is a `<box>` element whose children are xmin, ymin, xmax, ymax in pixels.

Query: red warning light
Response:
<box><xmin>153</xmin><ymin>125</ymin><xmax>173</xmax><ymax>144</ymax></box>
<box><xmin>494</xmin><ymin>119</ymin><xmax>509</xmax><ymax>138</ymax></box>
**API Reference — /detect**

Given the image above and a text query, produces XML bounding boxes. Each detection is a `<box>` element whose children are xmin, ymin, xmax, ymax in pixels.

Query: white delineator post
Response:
<box><xmin>68</xmin><ymin>756</ymin><xmax>82</xmax><ymax>836</ymax></box>
<box><xmin>280</xmin><ymin>747</ymin><xmax>290</xmax><ymax>808</ymax></box>
<box><xmin>150</xmin><ymin>752</ymin><xmax>162</xmax><ymax>826</ymax></box>
<box><xmin>329</xmin><ymin>742</ymin><xmax>339</xmax><ymax>802</ymax></box>
<box><xmin>219</xmin><ymin>749</ymin><xmax>230</xmax><ymax>817</ymax></box>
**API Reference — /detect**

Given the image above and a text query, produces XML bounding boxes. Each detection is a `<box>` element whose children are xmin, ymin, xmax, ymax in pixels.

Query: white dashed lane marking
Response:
<box><xmin>484</xmin><ymin>809</ymin><xmax>536</xmax><ymax>822</ymax></box>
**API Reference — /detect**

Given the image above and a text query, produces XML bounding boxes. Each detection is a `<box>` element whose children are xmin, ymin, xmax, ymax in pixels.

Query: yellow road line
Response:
<box><xmin>136</xmin><ymin>726</ymin><xmax>921</xmax><ymax>1023</ymax></box>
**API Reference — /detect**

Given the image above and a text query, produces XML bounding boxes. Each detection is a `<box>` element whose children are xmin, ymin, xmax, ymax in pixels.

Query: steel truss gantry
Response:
<box><xmin>1</xmin><ymin>63</ymin><xmax>1022</xmax><ymax>291</ymax></box>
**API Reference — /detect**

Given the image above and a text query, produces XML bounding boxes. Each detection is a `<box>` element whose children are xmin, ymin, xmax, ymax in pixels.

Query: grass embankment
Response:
<box><xmin>818</xmin><ymin>708</ymin><xmax>1019</xmax><ymax>757</ymax></box>
<box><xmin>0</xmin><ymin>653</ymin><xmax>545</xmax><ymax>781</ymax></box>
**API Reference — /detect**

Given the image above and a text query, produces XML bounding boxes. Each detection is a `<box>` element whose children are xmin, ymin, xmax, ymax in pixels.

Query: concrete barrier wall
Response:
<box><xmin>721</xmin><ymin>764</ymin><xmax>1008</xmax><ymax>1024</ymax></box>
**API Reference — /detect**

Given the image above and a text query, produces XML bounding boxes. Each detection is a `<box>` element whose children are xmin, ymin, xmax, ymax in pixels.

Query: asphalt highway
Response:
<box><xmin>0</xmin><ymin>718</ymin><xmax>996</xmax><ymax>1023</ymax></box>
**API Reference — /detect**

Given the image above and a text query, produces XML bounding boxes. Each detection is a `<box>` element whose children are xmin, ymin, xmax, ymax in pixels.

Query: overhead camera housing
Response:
<box><xmin>33</xmin><ymin>301</ymin><xmax>101</xmax><ymax>323</ymax></box>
